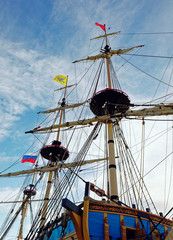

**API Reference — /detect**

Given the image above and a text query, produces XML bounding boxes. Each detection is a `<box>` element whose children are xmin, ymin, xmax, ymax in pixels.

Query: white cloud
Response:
<box><xmin>0</xmin><ymin>38</ymin><xmax>75</xmax><ymax>141</ymax></box>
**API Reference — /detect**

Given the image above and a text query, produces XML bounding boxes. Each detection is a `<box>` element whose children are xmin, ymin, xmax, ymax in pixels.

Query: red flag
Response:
<box><xmin>95</xmin><ymin>22</ymin><xmax>105</xmax><ymax>32</ymax></box>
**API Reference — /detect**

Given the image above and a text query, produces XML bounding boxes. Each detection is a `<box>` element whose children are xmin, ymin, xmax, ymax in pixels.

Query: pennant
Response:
<box><xmin>95</xmin><ymin>22</ymin><xmax>105</xmax><ymax>32</ymax></box>
<box><xmin>53</xmin><ymin>75</ymin><xmax>67</xmax><ymax>85</ymax></box>
<box><xmin>21</xmin><ymin>153</ymin><xmax>38</xmax><ymax>163</ymax></box>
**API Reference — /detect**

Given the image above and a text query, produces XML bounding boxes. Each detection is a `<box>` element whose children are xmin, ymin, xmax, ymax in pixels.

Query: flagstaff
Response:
<box><xmin>39</xmin><ymin>75</ymin><xmax>69</xmax><ymax>231</ymax></box>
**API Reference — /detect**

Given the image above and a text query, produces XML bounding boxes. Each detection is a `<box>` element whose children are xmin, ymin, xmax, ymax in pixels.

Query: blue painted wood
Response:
<box><xmin>107</xmin><ymin>213</ymin><xmax>121</xmax><ymax>239</ymax></box>
<box><xmin>88</xmin><ymin>211</ymin><xmax>122</xmax><ymax>240</ymax></box>
<box><xmin>49</xmin><ymin>220</ymin><xmax>75</xmax><ymax>240</ymax></box>
<box><xmin>88</xmin><ymin>211</ymin><xmax>104</xmax><ymax>239</ymax></box>
<box><xmin>124</xmin><ymin>216</ymin><xmax>136</xmax><ymax>228</ymax></box>
<box><xmin>48</xmin><ymin>209</ymin><xmax>172</xmax><ymax>239</ymax></box>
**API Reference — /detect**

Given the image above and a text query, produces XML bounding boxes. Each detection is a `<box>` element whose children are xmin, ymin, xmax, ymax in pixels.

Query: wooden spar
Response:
<box><xmin>126</xmin><ymin>104</ymin><xmax>173</xmax><ymax>116</ymax></box>
<box><xmin>72</xmin><ymin>45</ymin><xmax>144</xmax><ymax>63</ymax></box>
<box><xmin>38</xmin><ymin>101</ymin><xmax>87</xmax><ymax>114</ymax></box>
<box><xmin>0</xmin><ymin>199</ymin><xmax>44</xmax><ymax>204</ymax></box>
<box><xmin>0</xmin><ymin>158</ymin><xmax>107</xmax><ymax>178</ymax></box>
<box><xmin>26</xmin><ymin>104</ymin><xmax>173</xmax><ymax>133</ymax></box>
<box><xmin>90</xmin><ymin>31</ymin><xmax>121</xmax><ymax>40</ymax></box>
<box><xmin>26</xmin><ymin>115</ymin><xmax>111</xmax><ymax>133</ymax></box>
<box><xmin>55</xmin><ymin>83</ymin><xmax>77</xmax><ymax>91</ymax></box>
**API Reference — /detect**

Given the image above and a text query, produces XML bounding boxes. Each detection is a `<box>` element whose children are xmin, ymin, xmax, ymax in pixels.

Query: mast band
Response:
<box><xmin>48</xmin><ymin>181</ymin><xmax>52</xmax><ymax>183</ymax></box>
<box><xmin>111</xmin><ymin>195</ymin><xmax>119</xmax><ymax>200</ymax></box>
<box><xmin>109</xmin><ymin>164</ymin><xmax>116</xmax><ymax>169</ymax></box>
<box><xmin>108</xmin><ymin>140</ymin><xmax>114</xmax><ymax>143</ymax></box>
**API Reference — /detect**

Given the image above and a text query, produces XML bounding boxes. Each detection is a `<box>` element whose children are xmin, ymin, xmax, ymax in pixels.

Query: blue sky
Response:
<box><xmin>0</xmin><ymin>0</ymin><xmax>173</xmax><ymax>237</ymax></box>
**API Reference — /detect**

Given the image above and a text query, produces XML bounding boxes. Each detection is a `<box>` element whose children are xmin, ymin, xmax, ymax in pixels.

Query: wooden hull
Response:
<box><xmin>46</xmin><ymin>198</ymin><xmax>173</xmax><ymax>240</ymax></box>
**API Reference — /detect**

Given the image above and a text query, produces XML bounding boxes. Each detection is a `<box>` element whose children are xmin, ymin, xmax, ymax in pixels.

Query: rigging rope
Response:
<box><xmin>139</xmin><ymin>118</ymin><xmax>145</xmax><ymax>208</ymax></box>
<box><xmin>25</xmin><ymin>122</ymin><xmax>102</xmax><ymax>239</ymax></box>
<box><xmin>120</xmin><ymin>32</ymin><xmax>173</xmax><ymax>35</ymax></box>
<box><xmin>0</xmin><ymin>174</ymin><xmax>35</xmax><ymax>237</ymax></box>
<box><xmin>0</xmin><ymin>195</ymin><xmax>32</xmax><ymax>239</ymax></box>
<box><xmin>165</xmin><ymin>123</ymin><xmax>173</xmax><ymax>212</ymax></box>
<box><xmin>124</xmin><ymin>53</ymin><xmax>173</xmax><ymax>59</ymax></box>
<box><xmin>114</xmin><ymin>122</ymin><xmax>158</xmax><ymax>213</ymax></box>
<box><xmin>109</xmin><ymin>58</ymin><xmax>121</xmax><ymax>89</ymax></box>
<box><xmin>120</xmin><ymin>55</ymin><xmax>173</xmax><ymax>88</ymax></box>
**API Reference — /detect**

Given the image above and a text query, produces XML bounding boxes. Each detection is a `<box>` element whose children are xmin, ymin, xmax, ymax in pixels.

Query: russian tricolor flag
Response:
<box><xmin>21</xmin><ymin>153</ymin><xmax>38</xmax><ymax>163</ymax></box>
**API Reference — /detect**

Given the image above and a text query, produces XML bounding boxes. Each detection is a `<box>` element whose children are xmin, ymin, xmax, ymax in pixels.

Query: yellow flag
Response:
<box><xmin>53</xmin><ymin>75</ymin><xmax>67</xmax><ymax>85</ymax></box>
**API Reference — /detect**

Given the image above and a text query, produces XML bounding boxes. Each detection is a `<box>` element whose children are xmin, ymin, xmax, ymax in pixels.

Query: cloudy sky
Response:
<box><xmin>0</xmin><ymin>0</ymin><xmax>173</xmax><ymax>237</ymax></box>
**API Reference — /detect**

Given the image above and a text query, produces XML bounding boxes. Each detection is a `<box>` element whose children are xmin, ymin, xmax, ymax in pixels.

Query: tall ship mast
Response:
<box><xmin>0</xmin><ymin>23</ymin><xmax>173</xmax><ymax>240</ymax></box>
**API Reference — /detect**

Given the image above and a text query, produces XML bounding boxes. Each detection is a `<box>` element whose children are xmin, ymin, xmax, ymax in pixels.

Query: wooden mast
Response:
<box><xmin>39</xmin><ymin>76</ymin><xmax>68</xmax><ymax>230</ymax></box>
<box><xmin>104</xmin><ymin>26</ymin><xmax>119</xmax><ymax>201</ymax></box>
<box><xmin>18</xmin><ymin>165</ymin><xmax>37</xmax><ymax>239</ymax></box>
<box><xmin>17</xmin><ymin>198</ymin><xmax>29</xmax><ymax>240</ymax></box>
